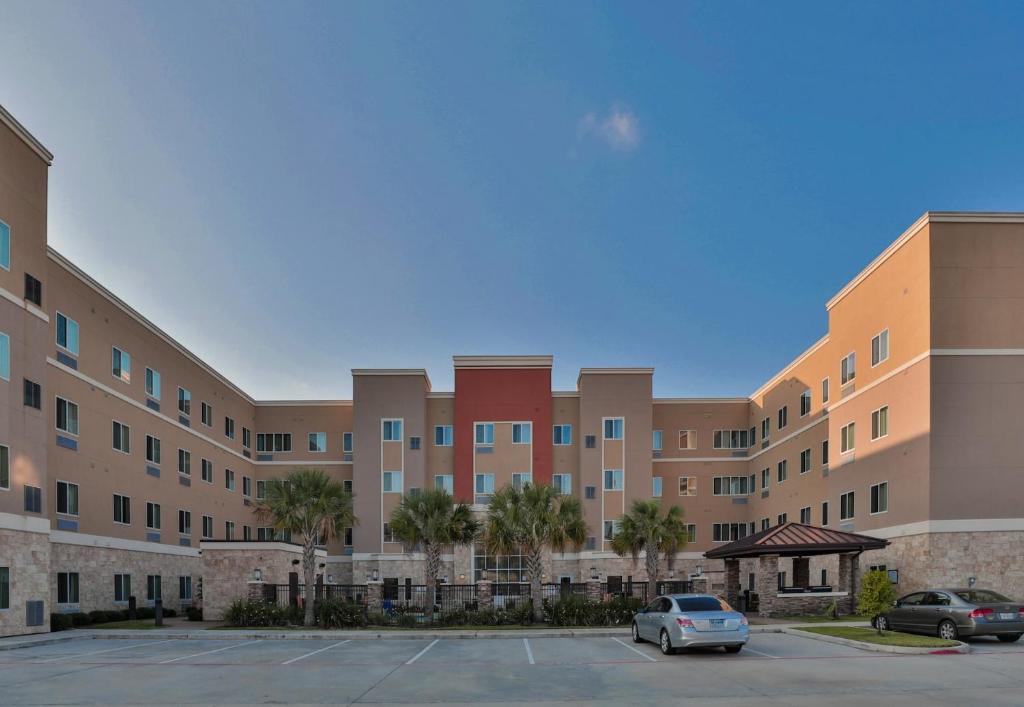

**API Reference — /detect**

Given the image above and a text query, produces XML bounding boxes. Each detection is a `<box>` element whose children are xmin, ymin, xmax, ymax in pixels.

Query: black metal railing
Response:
<box><xmin>541</xmin><ymin>582</ymin><xmax>588</xmax><ymax>601</ymax></box>
<box><xmin>656</xmin><ymin>580</ymin><xmax>694</xmax><ymax>595</ymax></box>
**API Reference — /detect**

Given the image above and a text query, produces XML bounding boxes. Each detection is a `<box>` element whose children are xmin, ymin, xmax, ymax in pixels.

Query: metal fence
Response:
<box><xmin>541</xmin><ymin>582</ymin><xmax>588</xmax><ymax>601</ymax></box>
<box><xmin>492</xmin><ymin>582</ymin><xmax>532</xmax><ymax>609</ymax></box>
<box><xmin>656</xmin><ymin>580</ymin><xmax>694</xmax><ymax>595</ymax></box>
<box><xmin>380</xmin><ymin>584</ymin><xmax>480</xmax><ymax>614</ymax></box>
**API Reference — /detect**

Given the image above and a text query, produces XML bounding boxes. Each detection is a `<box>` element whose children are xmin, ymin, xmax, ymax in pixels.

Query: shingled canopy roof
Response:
<box><xmin>703</xmin><ymin>522</ymin><xmax>888</xmax><ymax>559</ymax></box>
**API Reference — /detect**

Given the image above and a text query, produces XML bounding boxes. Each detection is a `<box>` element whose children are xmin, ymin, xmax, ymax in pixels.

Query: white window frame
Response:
<box><xmin>511</xmin><ymin>471</ymin><xmax>532</xmax><ymax>489</ymax></box>
<box><xmin>678</xmin><ymin>476</ymin><xmax>696</xmax><ymax>496</ymax></box>
<box><xmin>799</xmin><ymin>448</ymin><xmax>812</xmax><ymax>474</ymax></box>
<box><xmin>178</xmin><ymin>448</ymin><xmax>191</xmax><ymax>477</ymax></box>
<box><xmin>55</xmin><ymin>311</ymin><xmax>80</xmax><ymax>356</ymax></box>
<box><xmin>55</xmin><ymin>396</ymin><xmax>80</xmax><ymax>436</ymax></box>
<box><xmin>242</xmin><ymin>476</ymin><xmax>252</xmax><ymax>498</ymax></box>
<box><xmin>603</xmin><ymin>519</ymin><xmax>621</xmax><ymax>541</ymax></box>
<box><xmin>111</xmin><ymin>346</ymin><xmax>131</xmax><ymax>383</ymax></box>
<box><xmin>652</xmin><ymin>476</ymin><xmax>663</xmax><ymax>497</ymax></box>
<box><xmin>777</xmin><ymin>459</ymin><xmax>788</xmax><ymax>484</ymax></box>
<box><xmin>146</xmin><ymin>501</ymin><xmax>161</xmax><ymax>530</ymax></box>
<box><xmin>841</xmin><ymin>351</ymin><xmax>856</xmax><ymax>385</ymax></box>
<box><xmin>201</xmin><ymin>515</ymin><xmax>213</xmax><ymax>539</ymax></box>
<box><xmin>474</xmin><ymin>473</ymin><xmax>495</xmax><ymax>497</ymax></box>
<box><xmin>603</xmin><ymin>417</ymin><xmax>624</xmax><ymax>440</ymax></box>
<box><xmin>0</xmin><ymin>331</ymin><xmax>8</xmax><ymax>382</ymax></box>
<box><xmin>114</xmin><ymin>573</ymin><xmax>131</xmax><ymax>604</ymax></box>
<box><xmin>800</xmin><ymin>389</ymin><xmax>812</xmax><ymax>417</ymax></box>
<box><xmin>200</xmin><ymin>401</ymin><xmax>213</xmax><ymax>427</ymax></box>
<box><xmin>870</xmin><ymin>481</ymin><xmax>889</xmax><ymax>515</ymax></box>
<box><xmin>179</xmin><ymin>509</ymin><xmax>192</xmax><ymax>536</ymax></box>
<box><xmin>603</xmin><ymin>468</ymin><xmax>624</xmax><ymax>491</ymax></box>
<box><xmin>821</xmin><ymin>376</ymin><xmax>830</xmax><ymax>405</ymax></box>
<box><xmin>800</xmin><ymin>506</ymin><xmax>811</xmax><ymax>524</ymax></box>
<box><xmin>475</xmin><ymin>423</ymin><xmax>495</xmax><ymax>445</ymax></box>
<box><xmin>840</xmin><ymin>422</ymin><xmax>856</xmax><ymax>454</ymax></box>
<box><xmin>840</xmin><ymin>490</ymin><xmax>855</xmax><ymax>521</ymax></box>
<box><xmin>146</xmin><ymin>434</ymin><xmax>161</xmax><ymax>465</ymax></box>
<box><xmin>113</xmin><ymin>493</ymin><xmax>131</xmax><ymax>526</ymax></box>
<box><xmin>112</xmin><ymin>420</ymin><xmax>130</xmax><ymax>454</ymax></box>
<box><xmin>256</xmin><ymin>480</ymin><xmax>266</xmax><ymax>500</ymax></box>
<box><xmin>201</xmin><ymin>458</ymin><xmax>213</xmax><ymax>484</ymax></box>
<box><xmin>713</xmin><ymin>429</ymin><xmax>749</xmax><ymax>450</ymax></box>
<box><xmin>871</xmin><ymin>328</ymin><xmax>890</xmax><ymax>367</ymax></box>
<box><xmin>56</xmin><ymin>479</ymin><xmax>79</xmax><ymax>516</ymax></box>
<box><xmin>651</xmin><ymin>429</ymin><xmax>662</xmax><ymax>451</ymax></box>
<box><xmin>382</xmin><ymin>419</ymin><xmax>403</xmax><ymax>442</ymax></box>
<box><xmin>178</xmin><ymin>387</ymin><xmax>191</xmax><ymax>417</ymax></box>
<box><xmin>760</xmin><ymin>467</ymin><xmax>770</xmax><ymax>490</ymax></box>
<box><xmin>382</xmin><ymin>470</ymin><xmax>403</xmax><ymax>493</ymax></box>
<box><xmin>434</xmin><ymin>425</ymin><xmax>453</xmax><ymax>447</ymax></box>
<box><xmin>678</xmin><ymin>430</ymin><xmax>696</xmax><ymax>450</ymax></box>
<box><xmin>552</xmin><ymin>473</ymin><xmax>572</xmax><ymax>495</ymax></box>
<box><xmin>145</xmin><ymin>367</ymin><xmax>161</xmax><ymax>400</ymax></box>
<box><xmin>511</xmin><ymin>422</ymin><xmax>532</xmax><ymax>444</ymax></box>
<box><xmin>225</xmin><ymin>468</ymin><xmax>236</xmax><ymax>491</ymax></box>
<box><xmin>308</xmin><ymin>432</ymin><xmax>327</xmax><ymax>453</ymax></box>
<box><xmin>777</xmin><ymin>406</ymin><xmax>788</xmax><ymax>430</ymax></box>
<box><xmin>0</xmin><ymin>218</ymin><xmax>9</xmax><ymax>272</ymax></box>
<box><xmin>434</xmin><ymin>474</ymin><xmax>454</xmax><ymax>493</ymax></box>
<box><xmin>0</xmin><ymin>444</ymin><xmax>8</xmax><ymax>490</ymax></box>
<box><xmin>553</xmin><ymin>424</ymin><xmax>572</xmax><ymax>446</ymax></box>
<box><xmin>871</xmin><ymin>406</ymin><xmax>889</xmax><ymax>441</ymax></box>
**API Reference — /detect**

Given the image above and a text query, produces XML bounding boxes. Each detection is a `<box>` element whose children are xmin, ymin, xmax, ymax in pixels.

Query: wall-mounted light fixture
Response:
<box><xmin>695</xmin><ymin>564</ymin><xmax>703</xmax><ymax>576</ymax></box>
<box><xmin>327</xmin><ymin>574</ymin><xmax>334</xmax><ymax>584</ymax></box>
<box><xmin>253</xmin><ymin>568</ymin><xmax>262</xmax><ymax>581</ymax></box>
<box><xmin>590</xmin><ymin>566</ymin><xmax>598</xmax><ymax>580</ymax></box>
<box><xmin>291</xmin><ymin>559</ymin><xmax>300</xmax><ymax>566</ymax></box>
<box><xmin>371</xmin><ymin>569</ymin><xmax>380</xmax><ymax>582</ymax></box>
<box><xmin>319</xmin><ymin>563</ymin><xmax>326</xmax><ymax>569</ymax></box>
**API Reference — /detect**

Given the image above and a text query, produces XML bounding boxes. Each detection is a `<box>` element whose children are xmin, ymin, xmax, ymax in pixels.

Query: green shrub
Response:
<box><xmin>225</xmin><ymin>598</ymin><xmax>285</xmax><ymax>627</ymax></box>
<box><xmin>317</xmin><ymin>598</ymin><xmax>367</xmax><ymax>628</ymax></box>
<box><xmin>604</xmin><ymin>596</ymin><xmax>644</xmax><ymax>625</ymax></box>
<box><xmin>366</xmin><ymin>611</ymin><xmax>390</xmax><ymax>626</ymax></box>
<box><xmin>857</xmin><ymin>570</ymin><xmax>897</xmax><ymax>634</ymax></box>
<box><xmin>50</xmin><ymin>613</ymin><xmax>73</xmax><ymax>631</ymax></box>
<box><xmin>69</xmin><ymin>612</ymin><xmax>92</xmax><ymax>627</ymax></box>
<box><xmin>162</xmin><ymin>608</ymin><xmax>177</xmax><ymax>618</ymax></box>
<box><xmin>136</xmin><ymin>607</ymin><xmax>155</xmax><ymax>620</ymax></box>
<box><xmin>186</xmin><ymin>607</ymin><xmax>204</xmax><ymax>622</ymax></box>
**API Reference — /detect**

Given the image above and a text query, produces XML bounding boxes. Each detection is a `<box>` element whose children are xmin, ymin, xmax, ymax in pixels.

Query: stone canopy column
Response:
<box><xmin>756</xmin><ymin>554</ymin><xmax>780</xmax><ymax>618</ymax></box>
<box><xmin>724</xmin><ymin>559</ymin><xmax>741</xmax><ymax>607</ymax></box>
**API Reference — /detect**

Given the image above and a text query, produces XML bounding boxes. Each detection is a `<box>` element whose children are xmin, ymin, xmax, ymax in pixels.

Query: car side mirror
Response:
<box><xmin>892</xmin><ymin>601</ymin><xmax>900</xmax><ymax>607</ymax></box>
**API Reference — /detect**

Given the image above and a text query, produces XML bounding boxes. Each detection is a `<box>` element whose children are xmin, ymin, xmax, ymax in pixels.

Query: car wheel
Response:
<box><xmin>938</xmin><ymin>619</ymin><xmax>959</xmax><ymax>641</ymax></box>
<box><xmin>660</xmin><ymin>629</ymin><xmax>675</xmax><ymax>655</ymax></box>
<box><xmin>724</xmin><ymin>645</ymin><xmax>742</xmax><ymax>654</ymax></box>
<box><xmin>997</xmin><ymin>634</ymin><xmax>1022</xmax><ymax>643</ymax></box>
<box><xmin>875</xmin><ymin>615</ymin><xmax>889</xmax><ymax>632</ymax></box>
<box><xmin>632</xmin><ymin>622</ymin><xmax>643</xmax><ymax>643</ymax></box>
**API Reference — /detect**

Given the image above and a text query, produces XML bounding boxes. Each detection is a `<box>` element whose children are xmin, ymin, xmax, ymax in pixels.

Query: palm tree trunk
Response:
<box><xmin>303</xmin><ymin>538</ymin><xmax>316</xmax><ymax>627</ymax></box>
<box><xmin>527</xmin><ymin>547</ymin><xmax>545</xmax><ymax>623</ymax></box>
<box><xmin>645</xmin><ymin>545</ymin><xmax>660</xmax><ymax>602</ymax></box>
<box><xmin>425</xmin><ymin>543</ymin><xmax>441</xmax><ymax>622</ymax></box>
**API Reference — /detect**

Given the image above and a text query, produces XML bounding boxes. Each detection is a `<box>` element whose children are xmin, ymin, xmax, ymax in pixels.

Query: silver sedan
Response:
<box><xmin>632</xmin><ymin>594</ymin><xmax>749</xmax><ymax>655</ymax></box>
<box><xmin>876</xmin><ymin>588</ymin><xmax>1024</xmax><ymax>642</ymax></box>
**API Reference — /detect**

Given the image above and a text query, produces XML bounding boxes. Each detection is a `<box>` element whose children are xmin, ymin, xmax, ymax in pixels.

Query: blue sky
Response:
<box><xmin>3</xmin><ymin>1</ymin><xmax>1024</xmax><ymax>398</ymax></box>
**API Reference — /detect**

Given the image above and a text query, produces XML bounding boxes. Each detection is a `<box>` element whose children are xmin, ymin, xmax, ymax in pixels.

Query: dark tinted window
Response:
<box><xmin>658</xmin><ymin>598</ymin><xmax>673</xmax><ymax>612</ymax></box>
<box><xmin>899</xmin><ymin>592</ymin><xmax>926</xmax><ymax>606</ymax></box>
<box><xmin>675</xmin><ymin>596</ymin><xmax>728</xmax><ymax>612</ymax></box>
<box><xmin>924</xmin><ymin>592</ymin><xmax>951</xmax><ymax>606</ymax></box>
<box><xmin>956</xmin><ymin>590</ymin><xmax>1011</xmax><ymax>604</ymax></box>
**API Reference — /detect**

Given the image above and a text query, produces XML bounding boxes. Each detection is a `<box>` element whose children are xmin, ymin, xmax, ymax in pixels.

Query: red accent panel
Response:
<box><xmin>454</xmin><ymin>368</ymin><xmax>553</xmax><ymax>502</ymax></box>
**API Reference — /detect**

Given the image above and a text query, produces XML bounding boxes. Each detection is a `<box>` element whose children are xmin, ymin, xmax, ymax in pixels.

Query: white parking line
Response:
<box><xmin>523</xmin><ymin>638</ymin><xmax>535</xmax><ymax>665</ymax></box>
<box><xmin>282</xmin><ymin>640</ymin><xmax>351</xmax><ymax>665</ymax></box>
<box><xmin>158</xmin><ymin>640</ymin><xmax>262</xmax><ymax>664</ymax></box>
<box><xmin>38</xmin><ymin>639</ymin><xmax>175</xmax><ymax>663</ymax></box>
<box><xmin>611</xmin><ymin>636</ymin><xmax>658</xmax><ymax>662</ymax></box>
<box><xmin>742</xmin><ymin>646</ymin><xmax>778</xmax><ymax>658</ymax></box>
<box><xmin>405</xmin><ymin>639</ymin><xmax>439</xmax><ymax>665</ymax></box>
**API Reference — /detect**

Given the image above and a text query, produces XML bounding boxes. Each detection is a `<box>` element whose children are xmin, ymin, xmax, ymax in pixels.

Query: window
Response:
<box><xmin>201</xmin><ymin>458</ymin><xmax>213</xmax><ymax>483</ymax></box>
<box><xmin>651</xmin><ymin>429</ymin><xmax>662</xmax><ymax>451</ymax></box>
<box><xmin>344</xmin><ymin>527</ymin><xmax>353</xmax><ymax>546</ymax></box>
<box><xmin>603</xmin><ymin>418</ymin><xmax>624</xmax><ymax>440</ymax></box>
<box><xmin>242</xmin><ymin>476</ymin><xmax>252</xmax><ymax>498</ymax></box>
<box><xmin>256</xmin><ymin>480</ymin><xmax>266</xmax><ymax>500</ymax></box>
<box><xmin>678</xmin><ymin>476</ymin><xmax>696</xmax><ymax>496</ymax></box>
<box><xmin>56</xmin><ymin>396</ymin><xmax>79</xmax><ymax>435</ymax></box>
<box><xmin>822</xmin><ymin>501</ymin><xmax>830</xmax><ymax>526</ymax></box>
<box><xmin>180</xmin><ymin>576</ymin><xmax>193</xmax><ymax>602</ymax></box>
<box><xmin>202</xmin><ymin>515</ymin><xmax>213</xmax><ymax>538</ymax></box>
<box><xmin>840</xmin><ymin>422</ymin><xmax>855</xmax><ymax>453</ymax></box>
<box><xmin>871</xmin><ymin>406</ymin><xmax>889</xmax><ymax>440</ymax></box>
<box><xmin>511</xmin><ymin>472</ymin><xmax>532</xmax><ymax>490</ymax></box>
<box><xmin>434</xmin><ymin>474</ymin><xmax>454</xmax><ymax>493</ymax></box>
<box><xmin>178</xmin><ymin>387</ymin><xmax>191</xmax><ymax>416</ymax></box>
<box><xmin>56</xmin><ymin>313</ymin><xmax>80</xmax><ymax>355</ymax></box>
<box><xmin>24</xmin><ymin>273</ymin><xmax>41</xmax><ymax>306</ymax></box>
<box><xmin>409</xmin><ymin>436</ymin><xmax>421</xmax><ymax>450</ymax></box>
<box><xmin>382</xmin><ymin>471</ymin><xmax>402</xmax><ymax>493</ymax></box>
<box><xmin>871</xmin><ymin>482</ymin><xmax>888</xmax><ymax>514</ymax></box>
<box><xmin>553</xmin><ymin>424</ymin><xmax>572</xmax><ymax>446</ymax></box>
<box><xmin>822</xmin><ymin>377</ymin><xmax>830</xmax><ymax>404</ymax></box>
<box><xmin>800</xmin><ymin>448</ymin><xmax>812</xmax><ymax>474</ymax></box>
<box><xmin>0</xmin><ymin>331</ymin><xmax>8</xmax><ymax>381</ymax></box>
<box><xmin>652</xmin><ymin>476</ymin><xmax>662</xmax><ymax>497</ymax></box>
<box><xmin>201</xmin><ymin>402</ymin><xmax>213</xmax><ymax>427</ymax></box>
<box><xmin>712</xmin><ymin>523</ymin><xmax>750</xmax><ymax>543</ymax></box>
<box><xmin>344</xmin><ymin>479</ymin><xmax>352</xmax><ymax>493</ymax></box>
<box><xmin>777</xmin><ymin>405</ymin><xmax>788</xmax><ymax>430</ymax></box>
<box><xmin>0</xmin><ymin>219</ymin><xmax>8</xmax><ymax>270</ymax></box>
<box><xmin>113</xmin><ymin>494</ymin><xmax>131</xmax><ymax>525</ymax></box>
<box><xmin>178</xmin><ymin>449</ymin><xmax>191</xmax><ymax>476</ymax></box>
<box><xmin>684</xmin><ymin>524</ymin><xmax>697</xmax><ymax>544</ymax></box>
<box><xmin>225</xmin><ymin>417</ymin><xmax>235</xmax><ymax>439</ymax></box>
<box><xmin>475</xmin><ymin>423</ymin><xmax>494</xmax><ymax>445</ymax></box>
<box><xmin>114</xmin><ymin>574</ymin><xmax>131</xmax><ymax>603</ymax></box>
<box><xmin>822</xmin><ymin>439</ymin><xmax>829</xmax><ymax>466</ymax></box>
<box><xmin>840</xmin><ymin>491</ymin><xmax>855</xmax><ymax>520</ymax></box>
<box><xmin>871</xmin><ymin>329</ymin><xmax>889</xmax><ymax>367</ymax></box>
<box><xmin>435</xmin><ymin>425</ymin><xmax>453</xmax><ymax>446</ymax></box>
<box><xmin>146</xmin><ymin>435</ymin><xmax>161</xmax><ymax>464</ymax></box>
<box><xmin>256</xmin><ymin>433</ymin><xmax>292</xmax><ymax>452</ymax></box>
<box><xmin>112</xmin><ymin>347</ymin><xmax>131</xmax><ymax>383</ymax></box>
<box><xmin>800</xmin><ymin>389</ymin><xmax>811</xmax><ymax>417</ymax></box>
<box><xmin>382</xmin><ymin>419</ymin><xmax>402</xmax><ymax>441</ymax></box>
<box><xmin>147</xmin><ymin>575</ymin><xmax>162</xmax><ymax>602</ymax></box>
<box><xmin>678</xmin><ymin>430</ymin><xmax>696</xmax><ymax>450</ymax></box>
<box><xmin>24</xmin><ymin>485</ymin><xmax>41</xmax><ymax>513</ymax></box>
<box><xmin>511</xmin><ymin>423</ymin><xmax>531</xmax><ymax>444</ymax></box>
<box><xmin>603</xmin><ymin>519</ymin><xmax>621</xmax><ymax>541</ymax></box>
<box><xmin>841</xmin><ymin>352</ymin><xmax>856</xmax><ymax>385</ymax></box>
<box><xmin>552</xmin><ymin>473</ymin><xmax>571</xmax><ymax>495</ymax></box>
<box><xmin>112</xmin><ymin>420</ymin><xmax>130</xmax><ymax>454</ymax></box>
<box><xmin>777</xmin><ymin>459</ymin><xmax>788</xmax><ymax>484</ymax></box>
<box><xmin>800</xmin><ymin>506</ymin><xmax>811</xmax><ymax>524</ymax></box>
<box><xmin>1</xmin><ymin>445</ymin><xmax>10</xmax><ymax>489</ymax></box>
<box><xmin>584</xmin><ymin>435</ymin><xmax>596</xmax><ymax>449</ymax></box>
<box><xmin>761</xmin><ymin>517</ymin><xmax>771</xmax><ymax>531</ymax></box>
<box><xmin>308</xmin><ymin>432</ymin><xmax>327</xmax><ymax>452</ymax></box>
<box><xmin>761</xmin><ymin>417</ymin><xmax>770</xmax><ymax>441</ymax></box>
<box><xmin>145</xmin><ymin>368</ymin><xmax>160</xmax><ymax>400</ymax></box>
<box><xmin>242</xmin><ymin>427</ymin><xmax>252</xmax><ymax>449</ymax></box>
<box><xmin>382</xmin><ymin>522</ymin><xmax>397</xmax><ymax>543</ymax></box>
<box><xmin>53</xmin><ymin>480</ymin><xmax>79</xmax><ymax>516</ymax></box>
<box><xmin>474</xmin><ymin>473</ymin><xmax>495</xmax><ymax>497</ymax></box>
<box><xmin>225</xmin><ymin>521</ymin><xmax>235</xmax><ymax>540</ymax></box>
<box><xmin>761</xmin><ymin>467</ymin><xmax>770</xmax><ymax>490</ymax></box>
<box><xmin>23</xmin><ymin>378</ymin><xmax>41</xmax><ymax>409</ymax></box>
<box><xmin>713</xmin><ymin>429</ymin><xmax>749</xmax><ymax>449</ymax></box>
<box><xmin>175</xmin><ymin>509</ymin><xmax>191</xmax><ymax>535</ymax></box>
<box><xmin>777</xmin><ymin>513</ymin><xmax>787</xmax><ymax>525</ymax></box>
<box><xmin>146</xmin><ymin>502</ymin><xmax>161</xmax><ymax>529</ymax></box>
<box><xmin>225</xmin><ymin>469</ymin><xmax>235</xmax><ymax>491</ymax></box>
<box><xmin>713</xmin><ymin>476</ymin><xmax>752</xmax><ymax>495</ymax></box>
<box><xmin>603</xmin><ymin>469</ymin><xmax>624</xmax><ymax>490</ymax></box>
<box><xmin>58</xmin><ymin>572</ymin><xmax>80</xmax><ymax>604</ymax></box>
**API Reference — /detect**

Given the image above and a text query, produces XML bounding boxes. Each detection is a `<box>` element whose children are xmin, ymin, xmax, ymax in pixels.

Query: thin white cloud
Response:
<box><xmin>578</xmin><ymin>105</ymin><xmax>640</xmax><ymax>151</ymax></box>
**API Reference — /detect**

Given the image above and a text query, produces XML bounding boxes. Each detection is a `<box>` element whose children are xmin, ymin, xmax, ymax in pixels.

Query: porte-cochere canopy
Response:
<box><xmin>703</xmin><ymin>521</ymin><xmax>889</xmax><ymax>560</ymax></box>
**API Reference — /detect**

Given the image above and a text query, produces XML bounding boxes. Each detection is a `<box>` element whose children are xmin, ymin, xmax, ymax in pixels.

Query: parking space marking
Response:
<box><xmin>523</xmin><ymin>638</ymin><xmax>535</xmax><ymax>665</ymax></box>
<box><xmin>741</xmin><ymin>646</ymin><xmax>778</xmax><ymax>659</ymax></box>
<box><xmin>38</xmin><ymin>639</ymin><xmax>174</xmax><ymax>663</ymax></box>
<box><xmin>158</xmin><ymin>640</ymin><xmax>262</xmax><ymax>664</ymax></box>
<box><xmin>405</xmin><ymin>639</ymin><xmax>439</xmax><ymax>665</ymax></box>
<box><xmin>610</xmin><ymin>636</ymin><xmax>658</xmax><ymax>662</ymax></box>
<box><xmin>282</xmin><ymin>640</ymin><xmax>351</xmax><ymax>665</ymax></box>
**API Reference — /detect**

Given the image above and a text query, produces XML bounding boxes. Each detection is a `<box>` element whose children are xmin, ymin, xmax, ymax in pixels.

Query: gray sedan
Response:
<box><xmin>876</xmin><ymin>588</ymin><xmax>1024</xmax><ymax>642</ymax></box>
<box><xmin>632</xmin><ymin>594</ymin><xmax>749</xmax><ymax>655</ymax></box>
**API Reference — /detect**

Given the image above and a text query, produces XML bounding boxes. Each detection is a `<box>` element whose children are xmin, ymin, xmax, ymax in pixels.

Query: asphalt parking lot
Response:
<box><xmin>1</xmin><ymin>633</ymin><xmax>1023</xmax><ymax>705</ymax></box>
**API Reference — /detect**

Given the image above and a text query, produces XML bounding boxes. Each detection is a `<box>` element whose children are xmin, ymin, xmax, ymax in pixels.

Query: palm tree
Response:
<box><xmin>485</xmin><ymin>483</ymin><xmax>587</xmax><ymax>622</ymax></box>
<box><xmin>610</xmin><ymin>500</ymin><xmax>689</xmax><ymax>601</ymax></box>
<box><xmin>389</xmin><ymin>488</ymin><xmax>480</xmax><ymax>621</ymax></box>
<box><xmin>255</xmin><ymin>469</ymin><xmax>355</xmax><ymax>627</ymax></box>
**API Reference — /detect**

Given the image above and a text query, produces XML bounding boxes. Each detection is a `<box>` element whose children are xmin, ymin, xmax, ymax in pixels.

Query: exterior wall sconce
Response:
<box><xmin>695</xmin><ymin>565</ymin><xmax>703</xmax><ymax>576</ymax></box>
<box><xmin>318</xmin><ymin>563</ymin><xmax>326</xmax><ymax>569</ymax></box>
<box><xmin>327</xmin><ymin>574</ymin><xmax>334</xmax><ymax>584</ymax></box>
<box><xmin>253</xmin><ymin>568</ymin><xmax>262</xmax><ymax>581</ymax></box>
<box><xmin>590</xmin><ymin>567</ymin><xmax>598</xmax><ymax>580</ymax></box>
<box><xmin>291</xmin><ymin>559</ymin><xmax>300</xmax><ymax>566</ymax></box>
<box><xmin>480</xmin><ymin>569</ymin><xmax>488</xmax><ymax>581</ymax></box>
<box><xmin>371</xmin><ymin>569</ymin><xmax>380</xmax><ymax>582</ymax></box>
<box><xmin>458</xmin><ymin>573</ymin><xmax>466</xmax><ymax>581</ymax></box>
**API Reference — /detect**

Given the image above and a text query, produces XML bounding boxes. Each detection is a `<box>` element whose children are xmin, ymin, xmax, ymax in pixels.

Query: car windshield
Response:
<box><xmin>676</xmin><ymin>596</ymin><xmax>729</xmax><ymax>612</ymax></box>
<box><xmin>956</xmin><ymin>590</ymin><xmax>1011</xmax><ymax>604</ymax></box>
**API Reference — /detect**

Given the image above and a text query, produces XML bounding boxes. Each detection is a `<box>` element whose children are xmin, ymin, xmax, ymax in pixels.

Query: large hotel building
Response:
<box><xmin>3</xmin><ymin>104</ymin><xmax>1024</xmax><ymax>636</ymax></box>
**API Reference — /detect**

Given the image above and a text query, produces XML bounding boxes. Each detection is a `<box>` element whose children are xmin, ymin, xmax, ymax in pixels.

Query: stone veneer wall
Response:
<box><xmin>0</xmin><ymin>528</ymin><xmax>51</xmax><ymax>637</ymax></box>
<box><xmin>49</xmin><ymin>542</ymin><xmax>200</xmax><ymax>614</ymax></box>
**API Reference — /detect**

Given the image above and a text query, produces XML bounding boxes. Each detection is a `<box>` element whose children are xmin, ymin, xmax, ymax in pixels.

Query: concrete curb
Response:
<box><xmin>784</xmin><ymin>627</ymin><xmax>970</xmax><ymax>654</ymax></box>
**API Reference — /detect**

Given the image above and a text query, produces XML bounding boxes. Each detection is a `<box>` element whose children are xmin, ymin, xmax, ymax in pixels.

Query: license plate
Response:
<box><xmin>711</xmin><ymin>619</ymin><xmax>723</xmax><ymax>626</ymax></box>
<box><xmin>999</xmin><ymin>612</ymin><xmax>1015</xmax><ymax>620</ymax></box>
